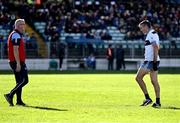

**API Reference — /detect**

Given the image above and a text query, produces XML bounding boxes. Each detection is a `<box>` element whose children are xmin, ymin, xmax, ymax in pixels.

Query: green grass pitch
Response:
<box><xmin>0</xmin><ymin>72</ymin><xmax>180</xmax><ymax>123</ymax></box>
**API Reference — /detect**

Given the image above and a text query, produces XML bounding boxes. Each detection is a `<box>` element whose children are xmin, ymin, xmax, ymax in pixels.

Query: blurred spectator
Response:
<box><xmin>116</xmin><ymin>45</ymin><xmax>126</xmax><ymax>70</ymax></box>
<box><xmin>50</xmin><ymin>43</ymin><xmax>57</xmax><ymax>57</ymax></box>
<box><xmin>100</xmin><ymin>30</ymin><xmax>112</xmax><ymax>40</ymax></box>
<box><xmin>18</xmin><ymin>1</ymin><xmax>180</xmax><ymax>40</ymax></box>
<box><xmin>106</xmin><ymin>44</ymin><xmax>114</xmax><ymax>70</ymax></box>
<box><xmin>29</xmin><ymin>33</ymin><xmax>38</xmax><ymax>49</ymax></box>
<box><xmin>58</xmin><ymin>43</ymin><xmax>65</xmax><ymax>71</ymax></box>
<box><xmin>86</xmin><ymin>31</ymin><xmax>94</xmax><ymax>39</ymax></box>
<box><xmin>84</xmin><ymin>53</ymin><xmax>96</xmax><ymax>70</ymax></box>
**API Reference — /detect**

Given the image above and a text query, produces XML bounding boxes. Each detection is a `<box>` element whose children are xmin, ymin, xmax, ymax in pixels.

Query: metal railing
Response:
<box><xmin>1</xmin><ymin>41</ymin><xmax>180</xmax><ymax>59</ymax></box>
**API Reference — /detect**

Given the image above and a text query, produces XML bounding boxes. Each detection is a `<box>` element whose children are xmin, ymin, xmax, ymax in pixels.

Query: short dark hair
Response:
<box><xmin>138</xmin><ymin>20</ymin><xmax>151</xmax><ymax>28</ymax></box>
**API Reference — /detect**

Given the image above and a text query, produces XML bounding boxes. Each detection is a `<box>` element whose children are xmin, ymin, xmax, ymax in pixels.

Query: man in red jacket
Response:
<box><xmin>4</xmin><ymin>19</ymin><xmax>29</xmax><ymax>106</ymax></box>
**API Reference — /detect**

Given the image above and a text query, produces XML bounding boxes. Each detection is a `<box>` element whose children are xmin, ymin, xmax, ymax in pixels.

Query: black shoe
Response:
<box><xmin>4</xmin><ymin>94</ymin><xmax>14</xmax><ymax>106</ymax></box>
<box><xmin>152</xmin><ymin>102</ymin><xmax>161</xmax><ymax>108</ymax></box>
<box><xmin>16</xmin><ymin>102</ymin><xmax>26</xmax><ymax>106</ymax></box>
<box><xmin>140</xmin><ymin>99</ymin><xmax>152</xmax><ymax>106</ymax></box>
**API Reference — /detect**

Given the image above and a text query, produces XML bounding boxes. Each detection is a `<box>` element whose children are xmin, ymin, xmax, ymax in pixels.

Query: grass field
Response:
<box><xmin>0</xmin><ymin>71</ymin><xmax>180</xmax><ymax>123</ymax></box>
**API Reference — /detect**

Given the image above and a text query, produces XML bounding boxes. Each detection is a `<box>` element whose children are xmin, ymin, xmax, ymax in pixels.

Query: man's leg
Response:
<box><xmin>135</xmin><ymin>68</ymin><xmax>152</xmax><ymax>106</ymax></box>
<box><xmin>116</xmin><ymin>60</ymin><xmax>120</xmax><ymax>70</ymax></box>
<box><xmin>119</xmin><ymin>60</ymin><xmax>122</xmax><ymax>70</ymax></box>
<box><xmin>59</xmin><ymin>58</ymin><xmax>63</xmax><ymax>69</ymax></box>
<box><xmin>108</xmin><ymin>60</ymin><xmax>110</xmax><ymax>70</ymax></box>
<box><xmin>4</xmin><ymin>62</ymin><xmax>18</xmax><ymax>106</ymax></box>
<box><xmin>5</xmin><ymin>64</ymin><xmax>28</xmax><ymax>106</ymax></box>
<box><xmin>4</xmin><ymin>72</ymin><xmax>21</xmax><ymax>106</ymax></box>
<box><xmin>150</xmin><ymin>71</ymin><xmax>161</xmax><ymax>107</ymax></box>
<box><xmin>122</xmin><ymin>60</ymin><xmax>126</xmax><ymax>69</ymax></box>
<box><xmin>16</xmin><ymin>63</ymin><xmax>29</xmax><ymax>105</ymax></box>
<box><xmin>14</xmin><ymin>72</ymin><xmax>23</xmax><ymax>104</ymax></box>
<box><xmin>135</xmin><ymin>68</ymin><xmax>149</xmax><ymax>95</ymax></box>
<box><xmin>16</xmin><ymin>88</ymin><xmax>22</xmax><ymax>103</ymax></box>
<box><xmin>9</xmin><ymin>74</ymin><xmax>27</xmax><ymax>97</ymax></box>
<box><xmin>111</xmin><ymin>59</ymin><xmax>114</xmax><ymax>70</ymax></box>
<box><xmin>107</xmin><ymin>60</ymin><xmax>109</xmax><ymax>70</ymax></box>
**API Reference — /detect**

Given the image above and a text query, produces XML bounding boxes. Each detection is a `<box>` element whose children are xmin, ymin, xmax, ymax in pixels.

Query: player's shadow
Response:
<box><xmin>23</xmin><ymin>105</ymin><xmax>68</xmax><ymax>112</ymax></box>
<box><xmin>159</xmin><ymin>106</ymin><xmax>180</xmax><ymax>110</ymax></box>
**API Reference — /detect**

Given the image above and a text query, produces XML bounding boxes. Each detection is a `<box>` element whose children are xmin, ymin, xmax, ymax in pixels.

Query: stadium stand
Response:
<box><xmin>0</xmin><ymin>0</ymin><xmax>180</xmax><ymax>60</ymax></box>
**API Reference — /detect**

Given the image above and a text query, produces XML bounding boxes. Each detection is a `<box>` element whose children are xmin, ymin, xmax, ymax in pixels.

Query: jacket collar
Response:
<box><xmin>14</xmin><ymin>29</ymin><xmax>23</xmax><ymax>36</ymax></box>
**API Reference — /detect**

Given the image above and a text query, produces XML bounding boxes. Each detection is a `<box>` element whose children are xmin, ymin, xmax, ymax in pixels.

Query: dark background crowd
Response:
<box><xmin>0</xmin><ymin>0</ymin><xmax>179</xmax><ymax>59</ymax></box>
<box><xmin>1</xmin><ymin>0</ymin><xmax>179</xmax><ymax>42</ymax></box>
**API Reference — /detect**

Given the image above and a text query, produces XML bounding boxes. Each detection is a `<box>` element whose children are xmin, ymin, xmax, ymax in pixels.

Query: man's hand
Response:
<box><xmin>153</xmin><ymin>62</ymin><xmax>158</xmax><ymax>71</ymax></box>
<box><xmin>16</xmin><ymin>63</ymin><xmax>21</xmax><ymax>72</ymax></box>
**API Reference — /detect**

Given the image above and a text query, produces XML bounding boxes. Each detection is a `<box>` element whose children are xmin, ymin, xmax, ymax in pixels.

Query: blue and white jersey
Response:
<box><xmin>11</xmin><ymin>32</ymin><xmax>21</xmax><ymax>45</ymax></box>
<box><xmin>144</xmin><ymin>29</ymin><xmax>160</xmax><ymax>61</ymax></box>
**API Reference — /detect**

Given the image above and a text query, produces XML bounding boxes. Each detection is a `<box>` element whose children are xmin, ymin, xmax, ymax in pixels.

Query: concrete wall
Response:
<box><xmin>0</xmin><ymin>58</ymin><xmax>180</xmax><ymax>70</ymax></box>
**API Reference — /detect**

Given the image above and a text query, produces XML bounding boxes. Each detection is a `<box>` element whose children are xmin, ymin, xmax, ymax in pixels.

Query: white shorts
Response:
<box><xmin>140</xmin><ymin>61</ymin><xmax>160</xmax><ymax>71</ymax></box>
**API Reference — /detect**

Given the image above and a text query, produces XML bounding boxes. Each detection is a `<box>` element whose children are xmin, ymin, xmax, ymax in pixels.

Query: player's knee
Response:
<box><xmin>151</xmin><ymin>80</ymin><xmax>158</xmax><ymax>86</ymax></box>
<box><xmin>151</xmin><ymin>81</ymin><xmax>155</xmax><ymax>86</ymax></box>
<box><xmin>25</xmin><ymin>79</ymin><xmax>28</xmax><ymax>84</ymax></box>
<box><xmin>24</xmin><ymin>77</ymin><xmax>29</xmax><ymax>84</ymax></box>
<box><xmin>135</xmin><ymin>76</ymin><xmax>141</xmax><ymax>82</ymax></box>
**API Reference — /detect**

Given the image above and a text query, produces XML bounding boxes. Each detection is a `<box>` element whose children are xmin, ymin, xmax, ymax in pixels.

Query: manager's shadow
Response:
<box><xmin>22</xmin><ymin>105</ymin><xmax>68</xmax><ymax>112</ymax></box>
